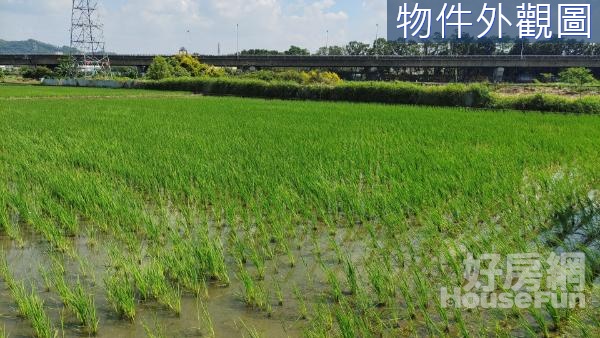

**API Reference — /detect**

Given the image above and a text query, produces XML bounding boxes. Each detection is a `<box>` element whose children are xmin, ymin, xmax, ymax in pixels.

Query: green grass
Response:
<box><xmin>0</xmin><ymin>84</ymin><xmax>599</xmax><ymax>336</ymax></box>
<box><xmin>0</xmin><ymin>83</ymin><xmax>185</xmax><ymax>98</ymax></box>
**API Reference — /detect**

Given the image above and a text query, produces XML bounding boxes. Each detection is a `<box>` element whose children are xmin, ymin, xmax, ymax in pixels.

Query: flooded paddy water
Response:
<box><xmin>1</xmin><ymin>199</ymin><xmax>599</xmax><ymax>338</ymax></box>
<box><xmin>0</xmin><ymin>217</ymin><xmax>371</xmax><ymax>337</ymax></box>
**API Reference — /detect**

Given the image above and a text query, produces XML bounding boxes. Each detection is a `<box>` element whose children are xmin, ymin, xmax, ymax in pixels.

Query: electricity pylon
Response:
<box><xmin>70</xmin><ymin>0</ymin><xmax>110</xmax><ymax>76</ymax></box>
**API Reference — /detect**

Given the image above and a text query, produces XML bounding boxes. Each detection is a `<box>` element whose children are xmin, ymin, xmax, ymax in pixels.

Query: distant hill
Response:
<box><xmin>0</xmin><ymin>39</ymin><xmax>79</xmax><ymax>55</ymax></box>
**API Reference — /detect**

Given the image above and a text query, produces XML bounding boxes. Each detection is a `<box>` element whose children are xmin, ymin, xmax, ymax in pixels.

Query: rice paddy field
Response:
<box><xmin>0</xmin><ymin>83</ymin><xmax>599</xmax><ymax>337</ymax></box>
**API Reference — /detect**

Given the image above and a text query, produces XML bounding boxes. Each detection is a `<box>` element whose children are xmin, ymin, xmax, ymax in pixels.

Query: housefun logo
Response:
<box><xmin>441</xmin><ymin>252</ymin><xmax>587</xmax><ymax>309</ymax></box>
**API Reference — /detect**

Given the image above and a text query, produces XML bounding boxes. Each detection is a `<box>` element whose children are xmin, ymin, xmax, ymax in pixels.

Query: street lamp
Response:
<box><xmin>326</xmin><ymin>30</ymin><xmax>329</xmax><ymax>55</ymax></box>
<box><xmin>186</xmin><ymin>29</ymin><xmax>191</xmax><ymax>53</ymax></box>
<box><xmin>375</xmin><ymin>24</ymin><xmax>380</xmax><ymax>56</ymax></box>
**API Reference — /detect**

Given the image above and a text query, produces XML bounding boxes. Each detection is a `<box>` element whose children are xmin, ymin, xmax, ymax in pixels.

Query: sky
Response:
<box><xmin>0</xmin><ymin>0</ymin><xmax>386</xmax><ymax>54</ymax></box>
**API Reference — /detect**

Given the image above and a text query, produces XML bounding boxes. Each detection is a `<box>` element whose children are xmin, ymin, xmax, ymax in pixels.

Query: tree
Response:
<box><xmin>369</xmin><ymin>38</ymin><xmax>393</xmax><ymax>55</ymax></box>
<box><xmin>240</xmin><ymin>49</ymin><xmax>281</xmax><ymax>56</ymax></box>
<box><xmin>315</xmin><ymin>46</ymin><xmax>345</xmax><ymax>56</ymax></box>
<box><xmin>559</xmin><ymin>67</ymin><xmax>595</xmax><ymax>97</ymax></box>
<box><xmin>172</xmin><ymin>54</ymin><xmax>204</xmax><ymax>76</ymax></box>
<box><xmin>559</xmin><ymin>67</ymin><xmax>595</xmax><ymax>85</ymax></box>
<box><xmin>345</xmin><ymin>41</ymin><xmax>370</xmax><ymax>55</ymax></box>
<box><xmin>53</xmin><ymin>56</ymin><xmax>77</xmax><ymax>78</ymax></box>
<box><xmin>284</xmin><ymin>45</ymin><xmax>310</xmax><ymax>56</ymax></box>
<box><xmin>0</xmin><ymin>68</ymin><xmax>4</xmax><ymax>80</ymax></box>
<box><xmin>146</xmin><ymin>56</ymin><xmax>172</xmax><ymax>80</ymax></box>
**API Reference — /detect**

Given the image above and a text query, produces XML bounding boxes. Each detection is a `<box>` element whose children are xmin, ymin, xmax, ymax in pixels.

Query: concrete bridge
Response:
<box><xmin>2</xmin><ymin>54</ymin><xmax>600</xmax><ymax>69</ymax></box>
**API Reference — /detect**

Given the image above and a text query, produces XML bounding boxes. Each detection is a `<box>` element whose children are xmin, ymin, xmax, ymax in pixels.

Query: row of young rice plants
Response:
<box><xmin>0</xmin><ymin>86</ymin><xmax>599</xmax><ymax>336</ymax></box>
<box><xmin>0</xmin><ymin>83</ymin><xmax>184</xmax><ymax>98</ymax></box>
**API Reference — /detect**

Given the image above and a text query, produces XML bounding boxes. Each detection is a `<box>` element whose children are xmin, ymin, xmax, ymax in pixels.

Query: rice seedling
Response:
<box><xmin>1</xmin><ymin>255</ymin><xmax>54</xmax><ymax>338</ymax></box>
<box><xmin>304</xmin><ymin>304</ymin><xmax>334</xmax><ymax>338</ymax></box>
<box><xmin>130</xmin><ymin>258</ymin><xmax>181</xmax><ymax>315</ymax></box>
<box><xmin>10</xmin><ymin>283</ymin><xmax>54</xmax><ymax>338</ymax></box>
<box><xmin>239</xmin><ymin>320</ymin><xmax>262</xmax><ymax>338</ymax></box>
<box><xmin>434</xmin><ymin>293</ymin><xmax>450</xmax><ymax>333</ymax></box>
<box><xmin>104</xmin><ymin>271</ymin><xmax>136</xmax><ymax>320</ymax></box>
<box><xmin>142</xmin><ymin>317</ymin><xmax>167</xmax><ymax>338</ymax></box>
<box><xmin>273</xmin><ymin>278</ymin><xmax>284</xmax><ymax>306</ymax></box>
<box><xmin>365</xmin><ymin>258</ymin><xmax>395</xmax><ymax>307</ymax></box>
<box><xmin>237</xmin><ymin>267</ymin><xmax>267</xmax><ymax>310</ymax></box>
<box><xmin>322</xmin><ymin>265</ymin><xmax>343</xmax><ymax>303</ymax></box>
<box><xmin>195</xmin><ymin>297</ymin><xmax>215</xmax><ymax>338</ymax></box>
<box><xmin>453</xmin><ymin>308</ymin><xmax>470</xmax><ymax>338</ymax></box>
<box><xmin>343</xmin><ymin>259</ymin><xmax>359</xmax><ymax>296</ymax></box>
<box><xmin>248</xmin><ymin>244</ymin><xmax>266</xmax><ymax>280</ymax></box>
<box><xmin>328</xmin><ymin>238</ymin><xmax>344</xmax><ymax>265</ymax></box>
<box><xmin>333</xmin><ymin>301</ymin><xmax>370</xmax><ymax>338</ymax></box>
<box><xmin>293</xmin><ymin>284</ymin><xmax>308</xmax><ymax>320</ymax></box>
<box><xmin>0</xmin><ymin>197</ymin><xmax>22</xmax><ymax>244</ymax></box>
<box><xmin>45</xmin><ymin>262</ymin><xmax>99</xmax><ymax>334</ymax></box>
<box><xmin>529</xmin><ymin>307</ymin><xmax>549</xmax><ymax>337</ymax></box>
<box><xmin>517</xmin><ymin>309</ymin><xmax>539</xmax><ymax>337</ymax></box>
<box><xmin>283</xmin><ymin>243</ymin><xmax>296</xmax><ymax>268</ymax></box>
<box><xmin>334</xmin><ymin>307</ymin><xmax>355</xmax><ymax>338</ymax></box>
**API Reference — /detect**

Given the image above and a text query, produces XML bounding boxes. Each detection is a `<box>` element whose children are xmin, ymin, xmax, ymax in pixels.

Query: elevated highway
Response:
<box><xmin>2</xmin><ymin>54</ymin><xmax>600</xmax><ymax>69</ymax></box>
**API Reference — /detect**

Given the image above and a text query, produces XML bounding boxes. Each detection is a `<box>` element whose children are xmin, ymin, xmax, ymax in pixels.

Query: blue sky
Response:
<box><xmin>0</xmin><ymin>0</ymin><xmax>386</xmax><ymax>53</ymax></box>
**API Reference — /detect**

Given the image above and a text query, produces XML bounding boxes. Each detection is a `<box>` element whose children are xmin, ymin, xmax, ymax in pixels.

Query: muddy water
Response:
<box><xmin>0</xmin><ymin>225</ymin><xmax>369</xmax><ymax>338</ymax></box>
<box><xmin>0</xmin><ymin>234</ymin><xmax>296</xmax><ymax>337</ymax></box>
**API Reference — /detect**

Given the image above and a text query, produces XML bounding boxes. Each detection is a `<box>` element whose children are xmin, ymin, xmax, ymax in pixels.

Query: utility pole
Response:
<box><xmin>521</xmin><ymin>39</ymin><xmax>525</xmax><ymax>59</ymax></box>
<box><xmin>236</xmin><ymin>24</ymin><xmax>239</xmax><ymax>57</ymax></box>
<box><xmin>186</xmin><ymin>29</ymin><xmax>191</xmax><ymax>53</ymax></box>
<box><xmin>70</xmin><ymin>0</ymin><xmax>110</xmax><ymax>77</ymax></box>
<box><xmin>375</xmin><ymin>24</ymin><xmax>379</xmax><ymax>56</ymax></box>
<box><xmin>326</xmin><ymin>30</ymin><xmax>329</xmax><ymax>55</ymax></box>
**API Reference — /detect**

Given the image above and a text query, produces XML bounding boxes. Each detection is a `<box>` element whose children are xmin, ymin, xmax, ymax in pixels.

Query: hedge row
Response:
<box><xmin>135</xmin><ymin>77</ymin><xmax>492</xmax><ymax>108</ymax></box>
<box><xmin>135</xmin><ymin>77</ymin><xmax>600</xmax><ymax>114</ymax></box>
<box><xmin>492</xmin><ymin>93</ymin><xmax>600</xmax><ymax>114</ymax></box>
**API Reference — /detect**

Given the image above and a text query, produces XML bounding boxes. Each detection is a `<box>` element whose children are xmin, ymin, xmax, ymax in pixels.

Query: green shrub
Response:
<box><xmin>53</xmin><ymin>56</ymin><xmax>77</xmax><ymax>78</ymax></box>
<box><xmin>304</xmin><ymin>70</ymin><xmax>341</xmax><ymax>85</ymax></box>
<box><xmin>146</xmin><ymin>56</ymin><xmax>172</xmax><ymax>80</ymax></box>
<box><xmin>136</xmin><ymin>78</ymin><xmax>492</xmax><ymax>108</ymax></box>
<box><xmin>21</xmin><ymin>66</ymin><xmax>53</xmax><ymax>80</ymax></box>
<box><xmin>559</xmin><ymin>68</ymin><xmax>595</xmax><ymax>85</ymax></box>
<box><xmin>146</xmin><ymin>55</ymin><xmax>225</xmax><ymax>80</ymax></box>
<box><xmin>493</xmin><ymin>93</ymin><xmax>600</xmax><ymax>114</ymax></box>
<box><xmin>136</xmin><ymin>77</ymin><xmax>600</xmax><ymax>113</ymax></box>
<box><xmin>113</xmin><ymin>66</ymin><xmax>139</xmax><ymax>79</ymax></box>
<box><xmin>241</xmin><ymin>69</ymin><xmax>341</xmax><ymax>85</ymax></box>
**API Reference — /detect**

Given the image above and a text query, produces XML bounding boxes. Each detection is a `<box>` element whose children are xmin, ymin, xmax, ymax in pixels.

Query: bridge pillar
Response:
<box><xmin>493</xmin><ymin>67</ymin><xmax>504</xmax><ymax>83</ymax></box>
<box><xmin>366</xmin><ymin>67</ymin><xmax>382</xmax><ymax>81</ymax></box>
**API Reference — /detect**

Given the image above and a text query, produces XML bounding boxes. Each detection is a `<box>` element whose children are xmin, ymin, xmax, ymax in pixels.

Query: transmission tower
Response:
<box><xmin>70</xmin><ymin>0</ymin><xmax>110</xmax><ymax>76</ymax></box>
